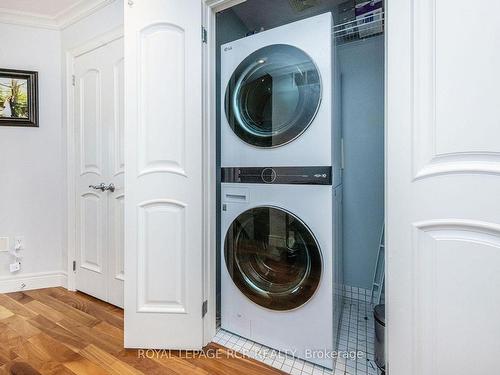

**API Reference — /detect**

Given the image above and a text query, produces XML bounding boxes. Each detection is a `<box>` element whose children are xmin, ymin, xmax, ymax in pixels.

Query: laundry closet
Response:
<box><xmin>215</xmin><ymin>1</ymin><xmax>384</xmax><ymax>374</ymax></box>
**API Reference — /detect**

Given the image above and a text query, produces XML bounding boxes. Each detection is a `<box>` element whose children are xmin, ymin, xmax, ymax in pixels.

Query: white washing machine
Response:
<box><xmin>221</xmin><ymin>13</ymin><xmax>341</xmax><ymax>178</ymax></box>
<box><xmin>220</xmin><ymin>167</ymin><xmax>343</xmax><ymax>369</ymax></box>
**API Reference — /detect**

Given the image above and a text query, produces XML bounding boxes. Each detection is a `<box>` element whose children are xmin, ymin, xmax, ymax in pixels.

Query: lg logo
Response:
<box><xmin>224</xmin><ymin>46</ymin><xmax>233</xmax><ymax>52</ymax></box>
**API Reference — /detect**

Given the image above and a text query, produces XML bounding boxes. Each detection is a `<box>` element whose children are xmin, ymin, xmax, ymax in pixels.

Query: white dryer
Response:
<box><xmin>220</xmin><ymin>167</ymin><xmax>343</xmax><ymax>369</ymax></box>
<box><xmin>221</xmin><ymin>13</ymin><xmax>340</xmax><ymax>177</ymax></box>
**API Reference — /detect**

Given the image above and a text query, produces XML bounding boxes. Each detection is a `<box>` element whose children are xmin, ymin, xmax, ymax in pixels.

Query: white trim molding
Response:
<box><xmin>0</xmin><ymin>8</ymin><xmax>56</xmax><ymax>29</ymax></box>
<box><xmin>204</xmin><ymin>0</ymin><xmax>247</xmax><ymax>13</ymax></box>
<box><xmin>0</xmin><ymin>271</ymin><xmax>67</xmax><ymax>293</ymax></box>
<box><xmin>200</xmin><ymin>0</ymin><xmax>244</xmax><ymax>348</ymax></box>
<box><xmin>0</xmin><ymin>0</ymin><xmax>116</xmax><ymax>30</ymax></box>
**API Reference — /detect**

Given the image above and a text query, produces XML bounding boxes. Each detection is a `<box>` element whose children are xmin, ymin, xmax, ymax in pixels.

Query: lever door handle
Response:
<box><xmin>89</xmin><ymin>183</ymin><xmax>106</xmax><ymax>192</ymax></box>
<box><xmin>89</xmin><ymin>183</ymin><xmax>115</xmax><ymax>193</ymax></box>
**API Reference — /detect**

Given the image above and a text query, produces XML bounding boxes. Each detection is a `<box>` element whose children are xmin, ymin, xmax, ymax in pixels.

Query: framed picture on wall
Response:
<box><xmin>0</xmin><ymin>68</ymin><xmax>38</xmax><ymax>127</ymax></box>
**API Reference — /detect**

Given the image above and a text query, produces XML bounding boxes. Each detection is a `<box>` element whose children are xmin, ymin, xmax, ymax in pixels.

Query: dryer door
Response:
<box><xmin>225</xmin><ymin>44</ymin><xmax>322</xmax><ymax>148</ymax></box>
<box><xmin>224</xmin><ymin>206</ymin><xmax>322</xmax><ymax>311</ymax></box>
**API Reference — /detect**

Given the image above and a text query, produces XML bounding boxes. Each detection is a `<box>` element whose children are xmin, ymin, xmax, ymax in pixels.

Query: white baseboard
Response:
<box><xmin>0</xmin><ymin>271</ymin><xmax>67</xmax><ymax>293</ymax></box>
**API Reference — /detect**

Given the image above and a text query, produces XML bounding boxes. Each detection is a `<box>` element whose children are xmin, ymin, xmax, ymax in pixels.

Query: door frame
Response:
<box><xmin>201</xmin><ymin>0</ymin><xmax>390</xmax><ymax>358</ymax></box>
<box><xmin>65</xmin><ymin>26</ymin><xmax>124</xmax><ymax>292</ymax></box>
<box><xmin>201</xmin><ymin>0</ymin><xmax>247</xmax><ymax>345</ymax></box>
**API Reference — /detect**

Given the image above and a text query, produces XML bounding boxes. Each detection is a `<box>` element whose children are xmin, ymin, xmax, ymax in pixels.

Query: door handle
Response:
<box><xmin>105</xmin><ymin>183</ymin><xmax>115</xmax><ymax>193</ymax></box>
<box><xmin>89</xmin><ymin>183</ymin><xmax>115</xmax><ymax>193</ymax></box>
<box><xmin>89</xmin><ymin>183</ymin><xmax>107</xmax><ymax>192</ymax></box>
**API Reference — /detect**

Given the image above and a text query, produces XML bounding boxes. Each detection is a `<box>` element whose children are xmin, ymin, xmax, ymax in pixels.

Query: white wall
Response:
<box><xmin>0</xmin><ymin>0</ymin><xmax>123</xmax><ymax>288</ymax></box>
<box><xmin>0</xmin><ymin>23</ymin><xmax>64</xmax><ymax>277</ymax></box>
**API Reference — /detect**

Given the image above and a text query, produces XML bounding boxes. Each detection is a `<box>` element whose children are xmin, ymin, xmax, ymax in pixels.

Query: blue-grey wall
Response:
<box><xmin>338</xmin><ymin>36</ymin><xmax>385</xmax><ymax>290</ymax></box>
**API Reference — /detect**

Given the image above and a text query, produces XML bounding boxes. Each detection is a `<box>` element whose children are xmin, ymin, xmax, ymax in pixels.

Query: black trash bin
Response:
<box><xmin>374</xmin><ymin>304</ymin><xmax>386</xmax><ymax>374</ymax></box>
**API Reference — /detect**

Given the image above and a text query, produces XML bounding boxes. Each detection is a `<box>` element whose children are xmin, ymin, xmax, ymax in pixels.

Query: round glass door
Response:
<box><xmin>225</xmin><ymin>44</ymin><xmax>322</xmax><ymax>148</ymax></box>
<box><xmin>224</xmin><ymin>206</ymin><xmax>322</xmax><ymax>311</ymax></box>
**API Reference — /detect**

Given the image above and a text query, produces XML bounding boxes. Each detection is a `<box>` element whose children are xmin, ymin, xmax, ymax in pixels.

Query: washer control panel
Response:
<box><xmin>222</xmin><ymin>166</ymin><xmax>332</xmax><ymax>185</ymax></box>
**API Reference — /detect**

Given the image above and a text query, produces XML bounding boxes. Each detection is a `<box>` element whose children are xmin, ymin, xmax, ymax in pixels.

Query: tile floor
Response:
<box><xmin>214</xmin><ymin>294</ymin><xmax>382</xmax><ymax>375</ymax></box>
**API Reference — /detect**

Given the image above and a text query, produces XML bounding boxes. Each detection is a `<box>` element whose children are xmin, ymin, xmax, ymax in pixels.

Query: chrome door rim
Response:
<box><xmin>225</xmin><ymin>44</ymin><xmax>323</xmax><ymax>148</ymax></box>
<box><xmin>224</xmin><ymin>205</ymin><xmax>323</xmax><ymax>311</ymax></box>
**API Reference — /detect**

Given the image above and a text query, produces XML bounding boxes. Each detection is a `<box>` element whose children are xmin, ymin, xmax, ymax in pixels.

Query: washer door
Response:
<box><xmin>224</xmin><ymin>206</ymin><xmax>322</xmax><ymax>311</ymax></box>
<box><xmin>225</xmin><ymin>44</ymin><xmax>322</xmax><ymax>148</ymax></box>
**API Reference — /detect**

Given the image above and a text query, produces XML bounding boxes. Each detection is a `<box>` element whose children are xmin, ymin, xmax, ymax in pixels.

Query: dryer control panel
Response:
<box><xmin>221</xmin><ymin>166</ymin><xmax>332</xmax><ymax>185</ymax></box>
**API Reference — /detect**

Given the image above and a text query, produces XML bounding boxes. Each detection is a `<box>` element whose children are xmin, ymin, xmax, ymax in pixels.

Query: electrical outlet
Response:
<box><xmin>9</xmin><ymin>261</ymin><xmax>21</xmax><ymax>273</ymax></box>
<box><xmin>14</xmin><ymin>236</ymin><xmax>24</xmax><ymax>251</ymax></box>
<box><xmin>0</xmin><ymin>237</ymin><xmax>9</xmax><ymax>252</ymax></box>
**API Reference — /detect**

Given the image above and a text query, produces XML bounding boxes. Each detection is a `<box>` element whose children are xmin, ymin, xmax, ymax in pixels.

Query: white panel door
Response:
<box><xmin>75</xmin><ymin>37</ymin><xmax>125</xmax><ymax>308</ymax></box>
<box><xmin>124</xmin><ymin>0</ymin><xmax>204</xmax><ymax>349</ymax></box>
<box><xmin>387</xmin><ymin>1</ymin><xmax>500</xmax><ymax>374</ymax></box>
<box><xmin>107</xmin><ymin>40</ymin><xmax>126</xmax><ymax>308</ymax></box>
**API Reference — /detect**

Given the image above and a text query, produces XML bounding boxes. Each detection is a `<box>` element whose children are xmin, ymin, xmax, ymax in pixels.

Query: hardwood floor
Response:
<box><xmin>0</xmin><ymin>287</ymin><xmax>283</xmax><ymax>375</ymax></box>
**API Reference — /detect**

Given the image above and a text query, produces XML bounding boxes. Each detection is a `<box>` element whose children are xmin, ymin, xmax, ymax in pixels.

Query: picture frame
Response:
<box><xmin>0</xmin><ymin>68</ymin><xmax>39</xmax><ymax>127</ymax></box>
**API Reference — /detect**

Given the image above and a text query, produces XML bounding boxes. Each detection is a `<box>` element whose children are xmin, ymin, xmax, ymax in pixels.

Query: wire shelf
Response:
<box><xmin>333</xmin><ymin>10</ymin><xmax>384</xmax><ymax>44</ymax></box>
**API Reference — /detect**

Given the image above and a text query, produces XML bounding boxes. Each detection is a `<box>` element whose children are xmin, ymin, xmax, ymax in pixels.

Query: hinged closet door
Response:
<box><xmin>124</xmin><ymin>0</ymin><xmax>204</xmax><ymax>349</ymax></box>
<box><xmin>387</xmin><ymin>0</ymin><xmax>500</xmax><ymax>373</ymax></box>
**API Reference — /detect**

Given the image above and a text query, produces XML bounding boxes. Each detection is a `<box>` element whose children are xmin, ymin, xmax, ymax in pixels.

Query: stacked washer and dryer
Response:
<box><xmin>220</xmin><ymin>13</ymin><xmax>342</xmax><ymax>369</ymax></box>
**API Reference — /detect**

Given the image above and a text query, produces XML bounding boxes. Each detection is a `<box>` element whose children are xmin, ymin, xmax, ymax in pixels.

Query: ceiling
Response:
<box><xmin>0</xmin><ymin>0</ymin><xmax>112</xmax><ymax>29</ymax></box>
<box><xmin>0</xmin><ymin>0</ymin><xmax>82</xmax><ymax>17</ymax></box>
<box><xmin>231</xmin><ymin>0</ymin><xmax>343</xmax><ymax>31</ymax></box>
